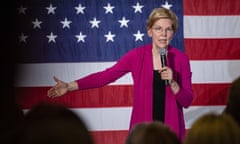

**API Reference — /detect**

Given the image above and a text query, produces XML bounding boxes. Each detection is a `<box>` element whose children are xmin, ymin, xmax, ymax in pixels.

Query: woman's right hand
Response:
<box><xmin>47</xmin><ymin>76</ymin><xmax>68</xmax><ymax>98</ymax></box>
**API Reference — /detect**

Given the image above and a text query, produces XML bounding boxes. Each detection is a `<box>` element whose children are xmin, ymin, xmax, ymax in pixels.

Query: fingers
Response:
<box><xmin>159</xmin><ymin>67</ymin><xmax>173</xmax><ymax>80</ymax></box>
<box><xmin>53</xmin><ymin>76</ymin><xmax>61</xmax><ymax>83</ymax></box>
<box><xmin>47</xmin><ymin>76</ymin><xmax>63</xmax><ymax>98</ymax></box>
<box><xmin>48</xmin><ymin>87</ymin><xmax>62</xmax><ymax>98</ymax></box>
<box><xmin>47</xmin><ymin>87</ymin><xmax>56</xmax><ymax>98</ymax></box>
<box><xmin>159</xmin><ymin>67</ymin><xmax>171</xmax><ymax>74</ymax></box>
<box><xmin>48</xmin><ymin>76</ymin><xmax>67</xmax><ymax>98</ymax></box>
<box><xmin>47</xmin><ymin>76</ymin><xmax>59</xmax><ymax>98</ymax></box>
<box><xmin>160</xmin><ymin>67</ymin><xmax>167</xmax><ymax>72</ymax></box>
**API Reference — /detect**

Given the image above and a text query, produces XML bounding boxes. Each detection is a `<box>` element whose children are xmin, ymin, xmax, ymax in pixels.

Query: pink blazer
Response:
<box><xmin>76</xmin><ymin>44</ymin><xmax>194</xmax><ymax>141</ymax></box>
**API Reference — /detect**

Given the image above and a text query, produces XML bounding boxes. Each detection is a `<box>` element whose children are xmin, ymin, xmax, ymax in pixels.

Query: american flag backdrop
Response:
<box><xmin>14</xmin><ymin>0</ymin><xmax>240</xmax><ymax>144</ymax></box>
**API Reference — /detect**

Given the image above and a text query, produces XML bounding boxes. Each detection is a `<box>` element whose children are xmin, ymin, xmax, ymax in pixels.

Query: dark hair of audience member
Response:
<box><xmin>125</xmin><ymin>123</ymin><xmax>148</xmax><ymax>144</ymax></box>
<box><xmin>126</xmin><ymin>121</ymin><xmax>181</xmax><ymax>144</ymax></box>
<box><xmin>184</xmin><ymin>112</ymin><xmax>240</xmax><ymax>144</ymax></box>
<box><xmin>223</xmin><ymin>76</ymin><xmax>240</xmax><ymax>125</ymax></box>
<box><xmin>15</xmin><ymin>102</ymin><xmax>94</xmax><ymax>144</ymax></box>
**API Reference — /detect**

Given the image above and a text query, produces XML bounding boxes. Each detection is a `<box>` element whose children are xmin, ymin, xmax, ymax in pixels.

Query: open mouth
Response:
<box><xmin>159</xmin><ymin>39</ymin><xmax>167</xmax><ymax>44</ymax></box>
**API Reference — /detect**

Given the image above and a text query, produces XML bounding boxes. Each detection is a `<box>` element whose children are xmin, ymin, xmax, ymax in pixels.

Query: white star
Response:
<box><xmin>132</xmin><ymin>2</ymin><xmax>144</xmax><ymax>13</ymax></box>
<box><xmin>89</xmin><ymin>17</ymin><xmax>101</xmax><ymax>28</ymax></box>
<box><xmin>133</xmin><ymin>30</ymin><xmax>144</xmax><ymax>41</ymax></box>
<box><xmin>75</xmin><ymin>32</ymin><xmax>87</xmax><ymax>43</ymax></box>
<box><xmin>18</xmin><ymin>5</ymin><xmax>27</xmax><ymax>15</ymax></box>
<box><xmin>32</xmin><ymin>18</ymin><xmax>42</xmax><ymax>29</ymax></box>
<box><xmin>60</xmin><ymin>18</ymin><xmax>72</xmax><ymax>29</ymax></box>
<box><xmin>46</xmin><ymin>3</ymin><xmax>57</xmax><ymax>15</ymax></box>
<box><xmin>46</xmin><ymin>32</ymin><xmax>58</xmax><ymax>43</ymax></box>
<box><xmin>75</xmin><ymin>4</ymin><xmax>86</xmax><ymax>14</ymax></box>
<box><xmin>19</xmin><ymin>33</ymin><xmax>28</xmax><ymax>43</ymax></box>
<box><xmin>104</xmin><ymin>31</ymin><xmax>116</xmax><ymax>42</ymax></box>
<box><xmin>118</xmin><ymin>17</ymin><xmax>130</xmax><ymax>28</ymax></box>
<box><xmin>103</xmin><ymin>3</ymin><xmax>115</xmax><ymax>14</ymax></box>
<box><xmin>161</xmin><ymin>1</ymin><xmax>173</xmax><ymax>9</ymax></box>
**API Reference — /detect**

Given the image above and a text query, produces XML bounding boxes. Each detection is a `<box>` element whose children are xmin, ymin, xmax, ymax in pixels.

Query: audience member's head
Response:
<box><xmin>16</xmin><ymin>102</ymin><xmax>94</xmax><ymax>144</ymax></box>
<box><xmin>126</xmin><ymin>121</ymin><xmax>181</xmax><ymax>144</ymax></box>
<box><xmin>184</xmin><ymin>112</ymin><xmax>240</xmax><ymax>144</ymax></box>
<box><xmin>125</xmin><ymin>123</ymin><xmax>148</xmax><ymax>144</ymax></box>
<box><xmin>223</xmin><ymin>76</ymin><xmax>240</xmax><ymax>125</ymax></box>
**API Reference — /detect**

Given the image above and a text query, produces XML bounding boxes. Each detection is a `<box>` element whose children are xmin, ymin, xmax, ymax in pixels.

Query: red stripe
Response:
<box><xmin>184</xmin><ymin>0</ymin><xmax>240</xmax><ymax>15</ymax></box>
<box><xmin>91</xmin><ymin>130</ymin><xmax>128</xmax><ymax>144</ymax></box>
<box><xmin>191</xmin><ymin>83</ymin><xmax>229</xmax><ymax>106</ymax></box>
<box><xmin>15</xmin><ymin>85</ymin><xmax>133</xmax><ymax>109</ymax></box>
<box><xmin>185</xmin><ymin>39</ymin><xmax>240</xmax><ymax>60</ymax></box>
<box><xmin>15</xmin><ymin>84</ymin><xmax>229</xmax><ymax>109</ymax></box>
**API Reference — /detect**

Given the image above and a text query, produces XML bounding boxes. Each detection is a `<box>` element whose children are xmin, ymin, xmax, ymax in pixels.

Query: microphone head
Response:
<box><xmin>160</xmin><ymin>48</ymin><xmax>166</xmax><ymax>56</ymax></box>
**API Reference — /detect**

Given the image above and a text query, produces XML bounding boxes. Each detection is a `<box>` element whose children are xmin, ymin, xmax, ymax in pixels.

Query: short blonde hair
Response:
<box><xmin>184</xmin><ymin>113</ymin><xmax>240</xmax><ymax>144</ymax></box>
<box><xmin>146</xmin><ymin>7</ymin><xmax>178</xmax><ymax>33</ymax></box>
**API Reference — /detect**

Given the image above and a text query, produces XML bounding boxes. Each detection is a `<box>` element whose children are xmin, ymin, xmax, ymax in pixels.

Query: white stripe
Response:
<box><xmin>184</xmin><ymin>16</ymin><xmax>240</xmax><ymax>38</ymax></box>
<box><xmin>15</xmin><ymin>62</ymin><xmax>121</xmax><ymax>86</ymax></box>
<box><xmin>23</xmin><ymin>106</ymin><xmax>225</xmax><ymax>131</ymax></box>
<box><xmin>191</xmin><ymin>60</ymin><xmax>240</xmax><ymax>84</ymax></box>
<box><xmin>71</xmin><ymin>107</ymin><xmax>132</xmax><ymax>131</ymax></box>
<box><xmin>23</xmin><ymin>107</ymin><xmax>132</xmax><ymax>131</ymax></box>
<box><xmin>183</xmin><ymin>106</ymin><xmax>225</xmax><ymax>129</ymax></box>
<box><xmin>15</xmin><ymin>60</ymin><xmax>240</xmax><ymax>86</ymax></box>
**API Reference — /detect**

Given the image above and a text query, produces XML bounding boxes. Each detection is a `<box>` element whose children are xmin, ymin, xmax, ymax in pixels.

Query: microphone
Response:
<box><xmin>160</xmin><ymin>48</ymin><xmax>168</xmax><ymax>85</ymax></box>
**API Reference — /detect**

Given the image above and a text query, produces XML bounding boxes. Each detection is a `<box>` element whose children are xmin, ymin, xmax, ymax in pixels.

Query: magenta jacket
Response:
<box><xmin>76</xmin><ymin>44</ymin><xmax>193</xmax><ymax>141</ymax></box>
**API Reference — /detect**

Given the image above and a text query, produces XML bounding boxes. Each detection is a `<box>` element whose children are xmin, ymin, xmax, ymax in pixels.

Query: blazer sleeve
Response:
<box><xmin>174</xmin><ymin>55</ymin><xmax>194</xmax><ymax>108</ymax></box>
<box><xmin>76</xmin><ymin>49</ymin><xmax>137</xmax><ymax>90</ymax></box>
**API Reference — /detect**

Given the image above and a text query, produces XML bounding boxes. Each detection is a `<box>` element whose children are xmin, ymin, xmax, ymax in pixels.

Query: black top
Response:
<box><xmin>153</xmin><ymin>70</ymin><xmax>166</xmax><ymax>122</ymax></box>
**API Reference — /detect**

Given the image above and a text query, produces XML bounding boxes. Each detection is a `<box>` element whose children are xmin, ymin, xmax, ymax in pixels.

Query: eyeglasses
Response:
<box><xmin>151</xmin><ymin>27</ymin><xmax>173</xmax><ymax>34</ymax></box>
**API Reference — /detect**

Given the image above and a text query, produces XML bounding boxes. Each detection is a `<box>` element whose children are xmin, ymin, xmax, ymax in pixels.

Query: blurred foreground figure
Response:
<box><xmin>184</xmin><ymin>112</ymin><xmax>240</xmax><ymax>144</ymax></box>
<box><xmin>223</xmin><ymin>76</ymin><xmax>240</xmax><ymax>125</ymax></box>
<box><xmin>16</xmin><ymin>102</ymin><xmax>94</xmax><ymax>144</ymax></box>
<box><xmin>126</xmin><ymin>121</ymin><xmax>181</xmax><ymax>144</ymax></box>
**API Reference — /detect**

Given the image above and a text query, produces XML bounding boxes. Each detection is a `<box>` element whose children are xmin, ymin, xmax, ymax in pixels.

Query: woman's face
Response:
<box><xmin>147</xmin><ymin>18</ymin><xmax>174</xmax><ymax>49</ymax></box>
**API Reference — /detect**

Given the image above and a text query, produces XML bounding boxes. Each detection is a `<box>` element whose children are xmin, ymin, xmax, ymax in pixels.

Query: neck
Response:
<box><xmin>152</xmin><ymin>45</ymin><xmax>168</xmax><ymax>55</ymax></box>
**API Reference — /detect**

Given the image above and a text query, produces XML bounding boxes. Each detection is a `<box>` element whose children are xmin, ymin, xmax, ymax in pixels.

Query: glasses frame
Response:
<box><xmin>151</xmin><ymin>27</ymin><xmax>173</xmax><ymax>34</ymax></box>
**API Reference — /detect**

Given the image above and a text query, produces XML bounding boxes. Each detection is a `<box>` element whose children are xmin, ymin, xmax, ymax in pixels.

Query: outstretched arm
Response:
<box><xmin>47</xmin><ymin>76</ymin><xmax>78</xmax><ymax>98</ymax></box>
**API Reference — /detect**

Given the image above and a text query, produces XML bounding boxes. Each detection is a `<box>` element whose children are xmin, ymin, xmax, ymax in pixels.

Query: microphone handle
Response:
<box><xmin>160</xmin><ymin>54</ymin><xmax>168</xmax><ymax>86</ymax></box>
